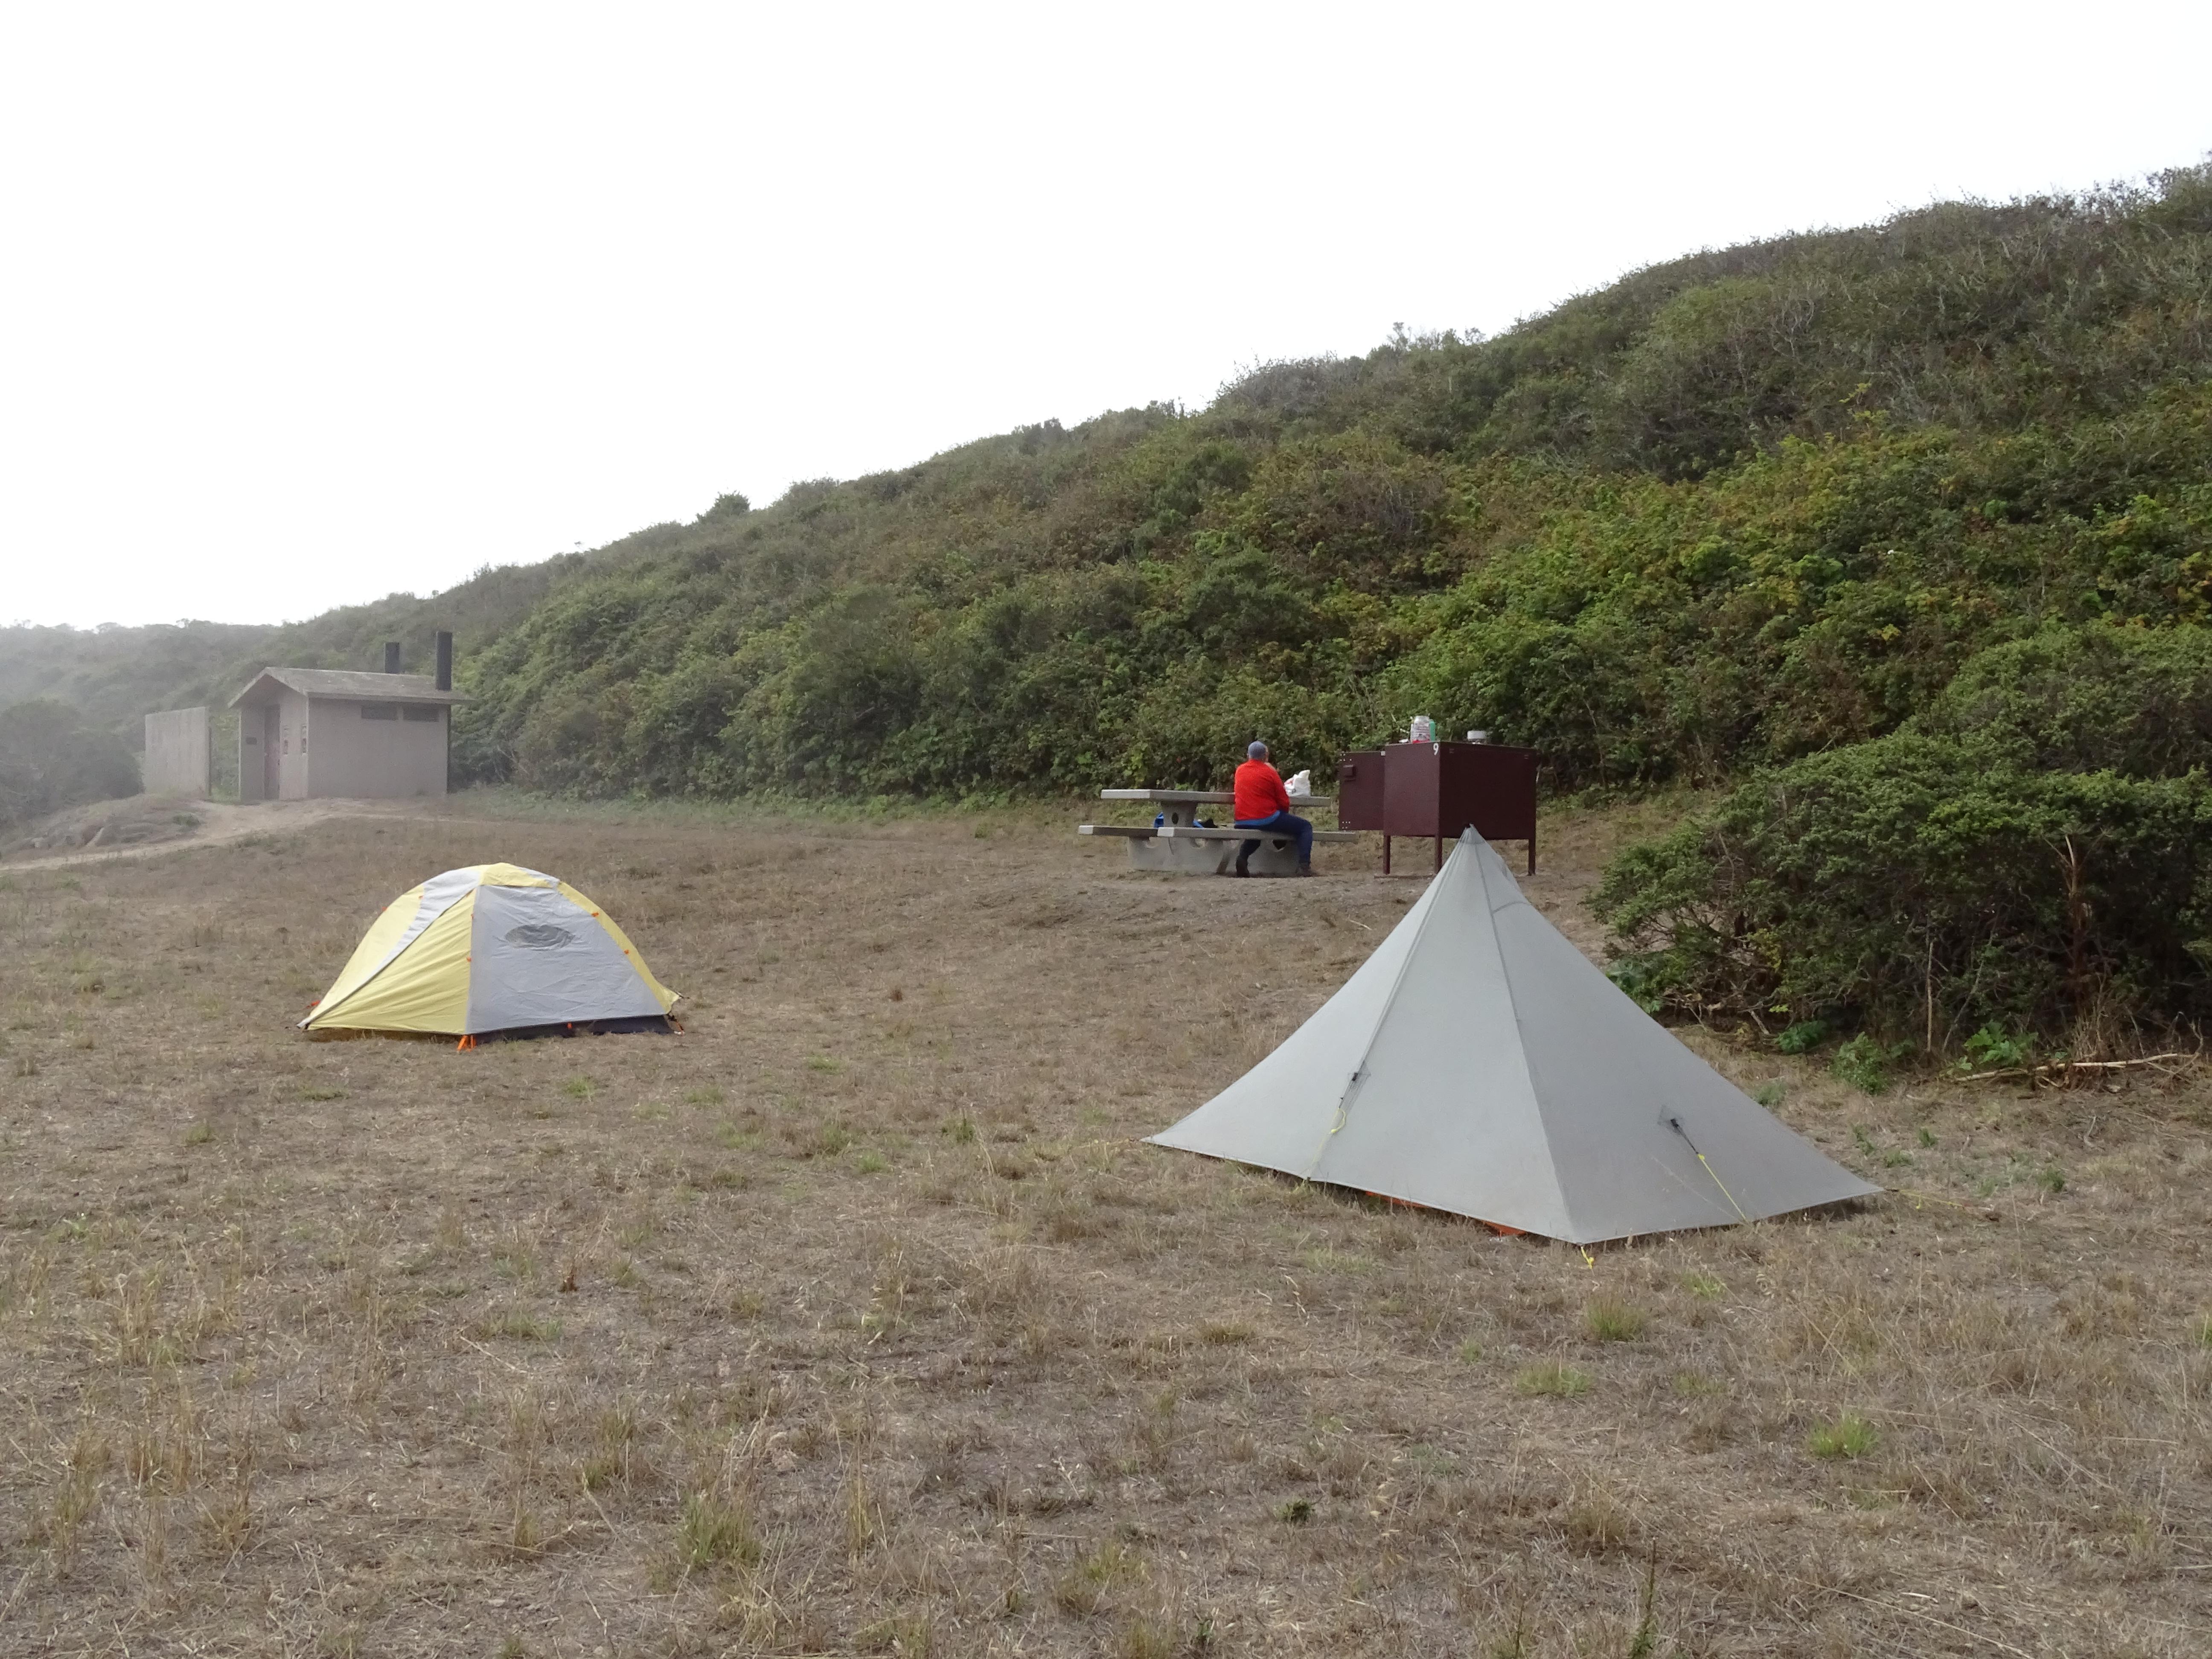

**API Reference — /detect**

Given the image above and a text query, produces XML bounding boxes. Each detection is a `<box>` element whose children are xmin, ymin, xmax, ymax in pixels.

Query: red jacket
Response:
<box><xmin>1233</xmin><ymin>759</ymin><xmax>1292</xmax><ymax>822</ymax></box>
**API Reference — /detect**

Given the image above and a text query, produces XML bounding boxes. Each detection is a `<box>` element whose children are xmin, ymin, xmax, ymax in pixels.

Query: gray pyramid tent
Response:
<box><xmin>1149</xmin><ymin>831</ymin><xmax>1877</xmax><ymax>1243</ymax></box>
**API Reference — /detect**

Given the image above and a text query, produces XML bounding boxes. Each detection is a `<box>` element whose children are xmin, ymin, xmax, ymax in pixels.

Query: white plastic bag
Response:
<box><xmin>1409</xmin><ymin>715</ymin><xmax>1434</xmax><ymax>742</ymax></box>
<box><xmin>1285</xmin><ymin>768</ymin><xmax>1312</xmax><ymax>798</ymax></box>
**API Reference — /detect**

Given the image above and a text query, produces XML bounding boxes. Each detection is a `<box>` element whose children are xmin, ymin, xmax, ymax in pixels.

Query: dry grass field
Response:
<box><xmin>3</xmin><ymin>796</ymin><xmax>2210</xmax><ymax>1657</ymax></box>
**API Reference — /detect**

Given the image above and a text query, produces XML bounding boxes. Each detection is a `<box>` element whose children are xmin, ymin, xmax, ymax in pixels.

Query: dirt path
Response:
<box><xmin>0</xmin><ymin>796</ymin><xmax>447</xmax><ymax>870</ymax></box>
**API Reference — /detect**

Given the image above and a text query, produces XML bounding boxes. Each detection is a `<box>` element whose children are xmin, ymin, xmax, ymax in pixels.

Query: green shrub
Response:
<box><xmin>1595</xmin><ymin>734</ymin><xmax>2212</xmax><ymax>1041</ymax></box>
<box><xmin>1959</xmin><ymin>1025</ymin><xmax>2032</xmax><ymax>1072</ymax></box>
<box><xmin>1775</xmin><ymin>1021</ymin><xmax>1828</xmax><ymax>1055</ymax></box>
<box><xmin>1607</xmin><ymin>954</ymin><xmax>1673</xmax><ymax>1014</ymax></box>
<box><xmin>1831</xmin><ymin>1035</ymin><xmax>1904</xmax><ymax>1094</ymax></box>
<box><xmin>1913</xmin><ymin>625</ymin><xmax>2212</xmax><ymax>778</ymax></box>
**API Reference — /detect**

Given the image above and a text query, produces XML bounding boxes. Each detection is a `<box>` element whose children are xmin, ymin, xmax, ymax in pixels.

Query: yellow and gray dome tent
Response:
<box><xmin>1148</xmin><ymin>831</ymin><xmax>1877</xmax><ymax>1244</ymax></box>
<box><xmin>304</xmin><ymin>863</ymin><xmax>679</xmax><ymax>1039</ymax></box>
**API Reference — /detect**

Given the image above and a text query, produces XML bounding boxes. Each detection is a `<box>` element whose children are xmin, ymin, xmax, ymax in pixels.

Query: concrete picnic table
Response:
<box><xmin>1078</xmin><ymin>787</ymin><xmax>1359</xmax><ymax>876</ymax></box>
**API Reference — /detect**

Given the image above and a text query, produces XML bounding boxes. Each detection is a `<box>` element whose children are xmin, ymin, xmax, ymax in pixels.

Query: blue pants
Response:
<box><xmin>1235</xmin><ymin>811</ymin><xmax>1313</xmax><ymax>868</ymax></box>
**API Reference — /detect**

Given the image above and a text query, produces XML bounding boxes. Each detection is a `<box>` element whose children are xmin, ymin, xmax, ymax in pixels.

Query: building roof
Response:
<box><xmin>228</xmin><ymin>667</ymin><xmax>470</xmax><ymax>708</ymax></box>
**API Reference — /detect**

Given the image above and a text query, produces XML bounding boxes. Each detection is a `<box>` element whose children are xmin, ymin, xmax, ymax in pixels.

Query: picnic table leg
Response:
<box><xmin>1382</xmin><ymin>834</ymin><xmax>1391</xmax><ymax>876</ymax></box>
<box><xmin>1434</xmin><ymin>835</ymin><xmax>1442</xmax><ymax>873</ymax></box>
<box><xmin>1528</xmin><ymin>827</ymin><xmax>1536</xmax><ymax>876</ymax></box>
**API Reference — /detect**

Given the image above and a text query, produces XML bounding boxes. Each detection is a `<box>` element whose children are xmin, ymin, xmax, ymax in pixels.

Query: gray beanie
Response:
<box><xmin>1248</xmin><ymin>740</ymin><xmax>1269</xmax><ymax>759</ymax></box>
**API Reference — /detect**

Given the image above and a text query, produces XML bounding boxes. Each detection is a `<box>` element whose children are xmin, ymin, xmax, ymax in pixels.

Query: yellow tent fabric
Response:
<box><xmin>316</xmin><ymin>899</ymin><xmax>476</xmax><ymax>1033</ymax></box>
<box><xmin>305</xmin><ymin>863</ymin><xmax>679</xmax><ymax>1036</ymax></box>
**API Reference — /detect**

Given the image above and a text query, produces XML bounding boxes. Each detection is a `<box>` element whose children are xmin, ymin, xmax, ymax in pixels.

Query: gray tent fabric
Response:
<box><xmin>1148</xmin><ymin>830</ymin><xmax>1878</xmax><ymax>1243</ymax></box>
<box><xmin>464</xmin><ymin>882</ymin><xmax>669</xmax><ymax>1034</ymax></box>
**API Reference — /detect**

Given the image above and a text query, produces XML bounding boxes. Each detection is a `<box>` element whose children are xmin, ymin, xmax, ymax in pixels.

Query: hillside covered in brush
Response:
<box><xmin>442</xmin><ymin>166</ymin><xmax>2212</xmax><ymax>804</ymax></box>
<box><xmin>11</xmin><ymin>162</ymin><xmax>2212</xmax><ymax>1044</ymax></box>
<box><xmin>16</xmin><ymin>165</ymin><xmax>2210</xmax><ymax>800</ymax></box>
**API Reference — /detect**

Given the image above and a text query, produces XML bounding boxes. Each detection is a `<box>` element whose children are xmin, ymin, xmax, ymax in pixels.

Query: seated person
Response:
<box><xmin>1232</xmin><ymin>740</ymin><xmax>1315</xmax><ymax>876</ymax></box>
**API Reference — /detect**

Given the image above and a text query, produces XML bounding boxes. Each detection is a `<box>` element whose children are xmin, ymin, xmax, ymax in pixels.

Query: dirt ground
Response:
<box><xmin>2</xmin><ymin>797</ymin><xmax>2208</xmax><ymax>1657</ymax></box>
<box><xmin>1</xmin><ymin>797</ymin><xmax>425</xmax><ymax>868</ymax></box>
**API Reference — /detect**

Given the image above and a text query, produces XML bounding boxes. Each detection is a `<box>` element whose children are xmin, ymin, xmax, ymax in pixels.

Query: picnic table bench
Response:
<box><xmin>1078</xmin><ymin>789</ymin><xmax>1362</xmax><ymax>876</ymax></box>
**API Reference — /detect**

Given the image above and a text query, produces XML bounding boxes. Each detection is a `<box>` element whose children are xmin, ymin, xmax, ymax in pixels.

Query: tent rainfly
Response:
<box><xmin>1149</xmin><ymin>830</ymin><xmax>1877</xmax><ymax>1243</ymax></box>
<box><xmin>304</xmin><ymin>863</ymin><xmax>679</xmax><ymax>1039</ymax></box>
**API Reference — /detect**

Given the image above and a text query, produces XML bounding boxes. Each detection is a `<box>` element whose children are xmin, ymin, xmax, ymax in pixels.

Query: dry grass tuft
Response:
<box><xmin>1054</xmin><ymin>1538</ymin><xmax>1142</xmax><ymax>1617</ymax></box>
<box><xmin>677</xmin><ymin>1490</ymin><xmax>761</xmax><ymax>1572</ymax></box>
<box><xmin>1514</xmin><ymin>1360</ymin><xmax>1594</xmax><ymax>1398</ymax></box>
<box><xmin>1583</xmin><ymin>1294</ymin><xmax>1647</xmax><ymax>1342</ymax></box>
<box><xmin>1807</xmin><ymin>1412</ymin><xmax>1879</xmax><ymax>1461</ymax></box>
<box><xmin>1557</xmin><ymin>1481</ymin><xmax>1635</xmax><ymax>1555</ymax></box>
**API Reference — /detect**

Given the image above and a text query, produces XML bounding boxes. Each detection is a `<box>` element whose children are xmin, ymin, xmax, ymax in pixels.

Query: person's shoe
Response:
<box><xmin>1297</xmin><ymin>864</ymin><xmax>1316</xmax><ymax>877</ymax></box>
<box><xmin>1233</xmin><ymin>862</ymin><xmax>1251</xmax><ymax>878</ymax></box>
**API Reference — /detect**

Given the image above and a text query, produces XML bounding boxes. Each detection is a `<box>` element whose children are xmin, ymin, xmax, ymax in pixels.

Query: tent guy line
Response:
<box><xmin>1665</xmin><ymin>1115</ymin><xmax>1751</xmax><ymax>1222</ymax></box>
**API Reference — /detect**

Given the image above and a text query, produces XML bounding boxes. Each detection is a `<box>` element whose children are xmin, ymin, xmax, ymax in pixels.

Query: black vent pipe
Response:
<box><xmin>435</xmin><ymin>631</ymin><xmax>453</xmax><ymax>691</ymax></box>
<box><xmin>384</xmin><ymin>641</ymin><xmax>402</xmax><ymax>674</ymax></box>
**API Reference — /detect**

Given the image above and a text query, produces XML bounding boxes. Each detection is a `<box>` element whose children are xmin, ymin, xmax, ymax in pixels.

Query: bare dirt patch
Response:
<box><xmin>1</xmin><ymin>795</ymin><xmax>216</xmax><ymax>861</ymax></box>
<box><xmin>1</xmin><ymin>801</ymin><xmax>2207</xmax><ymax>1655</ymax></box>
<box><xmin>1</xmin><ymin>795</ymin><xmax>443</xmax><ymax>869</ymax></box>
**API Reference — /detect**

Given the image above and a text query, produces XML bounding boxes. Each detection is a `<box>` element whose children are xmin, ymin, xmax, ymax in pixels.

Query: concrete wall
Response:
<box><xmin>143</xmin><ymin>707</ymin><xmax>210</xmax><ymax>797</ymax></box>
<box><xmin>305</xmin><ymin>698</ymin><xmax>447</xmax><ymax>798</ymax></box>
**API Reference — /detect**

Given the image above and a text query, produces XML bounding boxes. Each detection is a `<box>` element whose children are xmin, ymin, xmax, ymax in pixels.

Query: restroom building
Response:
<box><xmin>228</xmin><ymin>634</ymin><xmax>466</xmax><ymax>801</ymax></box>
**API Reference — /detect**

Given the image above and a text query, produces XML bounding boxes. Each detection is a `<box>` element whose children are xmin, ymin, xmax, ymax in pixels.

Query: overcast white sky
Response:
<box><xmin>2</xmin><ymin>2</ymin><xmax>2207</xmax><ymax>629</ymax></box>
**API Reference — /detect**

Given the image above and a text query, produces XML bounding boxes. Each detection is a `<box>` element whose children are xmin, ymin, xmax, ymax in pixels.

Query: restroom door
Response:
<box><xmin>264</xmin><ymin>706</ymin><xmax>280</xmax><ymax>800</ymax></box>
<box><xmin>237</xmin><ymin>712</ymin><xmax>259</xmax><ymax>801</ymax></box>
